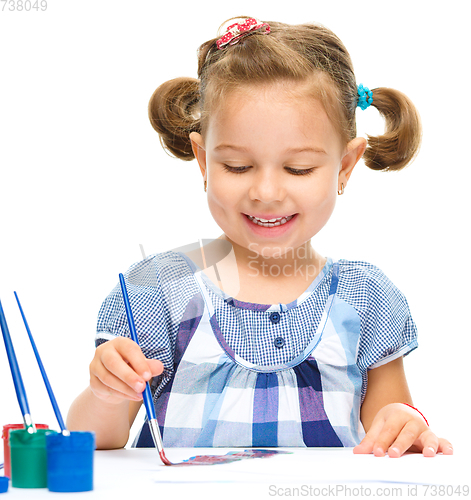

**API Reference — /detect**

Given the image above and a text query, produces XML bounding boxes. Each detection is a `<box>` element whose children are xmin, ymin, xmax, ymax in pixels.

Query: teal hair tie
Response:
<box><xmin>357</xmin><ymin>84</ymin><xmax>373</xmax><ymax>110</ymax></box>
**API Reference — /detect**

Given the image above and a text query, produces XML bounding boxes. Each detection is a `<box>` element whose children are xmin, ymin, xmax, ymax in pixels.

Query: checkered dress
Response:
<box><xmin>96</xmin><ymin>251</ymin><xmax>418</xmax><ymax>448</ymax></box>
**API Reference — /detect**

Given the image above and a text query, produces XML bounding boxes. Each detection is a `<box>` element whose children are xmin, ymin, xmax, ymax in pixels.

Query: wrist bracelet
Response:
<box><xmin>402</xmin><ymin>403</ymin><xmax>429</xmax><ymax>426</ymax></box>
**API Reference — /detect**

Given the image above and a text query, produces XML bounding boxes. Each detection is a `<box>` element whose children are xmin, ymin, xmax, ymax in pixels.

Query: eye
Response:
<box><xmin>222</xmin><ymin>165</ymin><xmax>317</xmax><ymax>176</ymax></box>
<box><xmin>222</xmin><ymin>165</ymin><xmax>250</xmax><ymax>174</ymax></box>
<box><xmin>285</xmin><ymin>167</ymin><xmax>316</xmax><ymax>176</ymax></box>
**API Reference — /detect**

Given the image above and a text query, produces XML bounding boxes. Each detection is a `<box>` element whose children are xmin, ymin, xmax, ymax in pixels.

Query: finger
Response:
<box><xmin>372</xmin><ymin>419</ymin><xmax>407</xmax><ymax>457</ymax></box>
<box><xmin>90</xmin><ymin>372</ymin><xmax>143</xmax><ymax>403</ymax></box>
<box><xmin>91</xmin><ymin>359</ymin><xmax>145</xmax><ymax>400</ymax></box>
<box><xmin>113</xmin><ymin>337</ymin><xmax>155</xmax><ymax>380</ymax></box>
<box><xmin>100</xmin><ymin>359</ymin><xmax>146</xmax><ymax>396</ymax></box>
<box><xmin>146</xmin><ymin>359</ymin><xmax>164</xmax><ymax>379</ymax></box>
<box><xmin>388</xmin><ymin>422</ymin><xmax>430</xmax><ymax>458</ymax></box>
<box><xmin>419</xmin><ymin>430</ymin><xmax>439</xmax><ymax>457</ymax></box>
<box><xmin>437</xmin><ymin>438</ymin><xmax>453</xmax><ymax>455</ymax></box>
<box><xmin>353</xmin><ymin>416</ymin><xmax>387</xmax><ymax>455</ymax></box>
<box><xmin>92</xmin><ymin>347</ymin><xmax>145</xmax><ymax>398</ymax></box>
<box><xmin>100</xmin><ymin>341</ymin><xmax>150</xmax><ymax>392</ymax></box>
<box><xmin>353</xmin><ymin>436</ymin><xmax>376</xmax><ymax>454</ymax></box>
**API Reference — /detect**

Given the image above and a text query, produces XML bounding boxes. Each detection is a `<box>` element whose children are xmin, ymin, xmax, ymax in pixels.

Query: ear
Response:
<box><xmin>339</xmin><ymin>137</ymin><xmax>367</xmax><ymax>187</ymax></box>
<box><xmin>189</xmin><ymin>132</ymin><xmax>207</xmax><ymax>180</ymax></box>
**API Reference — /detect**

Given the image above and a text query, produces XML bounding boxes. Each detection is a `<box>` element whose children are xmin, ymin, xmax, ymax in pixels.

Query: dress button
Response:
<box><xmin>269</xmin><ymin>311</ymin><xmax>281</xmax><ymax>324</ymax></box>
<box><xmin>274</xmin><ymin>336</ymin><xmax>285</xmax><ymax>348</ymax></box>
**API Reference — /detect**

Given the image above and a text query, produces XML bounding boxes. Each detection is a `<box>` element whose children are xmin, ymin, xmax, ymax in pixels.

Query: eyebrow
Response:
<box><xmin>213</xmin><ymin>145</ymin><xmax>327</xmax><ymax>155</ymax></box>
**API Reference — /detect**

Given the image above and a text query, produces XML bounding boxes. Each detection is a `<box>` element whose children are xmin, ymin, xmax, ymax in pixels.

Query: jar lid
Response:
<box><xmin>0</xmin><ymin>476</ymin><xmax>9</xmax><ymax>494</ymax></box>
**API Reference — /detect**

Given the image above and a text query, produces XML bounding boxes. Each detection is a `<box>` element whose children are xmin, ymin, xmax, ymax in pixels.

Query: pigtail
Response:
<box><xmin>148</xmin><ymin>77</ymin><xmax>201</xmax><ymax>161</ymax></box>
<box><xmin>364</xmin><ymin>88</ymin><xmax>422</xmax><ymax>172</ymax></box>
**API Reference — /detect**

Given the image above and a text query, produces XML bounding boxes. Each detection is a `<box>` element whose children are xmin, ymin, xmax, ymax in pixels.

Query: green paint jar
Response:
<box><xmin>9</xmin><ymin>428</ymin><xmax>57</xmax><ymax>488</ymax></box>
<box><xmin>2</xmin><ymin>423</ymin><xmax>49</xmax><ymax>478</ymax></box>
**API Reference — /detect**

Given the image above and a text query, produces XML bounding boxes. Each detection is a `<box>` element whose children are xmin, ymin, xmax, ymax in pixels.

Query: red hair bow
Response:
<box><xmin>216</xmin><ymin>18</ymin><xmax>271</xmax><ymax>50</ymax></box>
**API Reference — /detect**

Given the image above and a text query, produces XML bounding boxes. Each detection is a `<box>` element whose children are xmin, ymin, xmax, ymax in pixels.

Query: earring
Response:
<box><xmin>337</xmin><ymin>183</ymin><xmax>345</xmax><ymax>195</ymax></box>
<box><xmin>204</xmin><ymin>180</ymin><xmax>207</xmax><ymax>192</ymax></box>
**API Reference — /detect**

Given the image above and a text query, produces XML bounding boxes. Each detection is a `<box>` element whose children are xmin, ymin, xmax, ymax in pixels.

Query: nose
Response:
<box><xmin>248</xmin><ymin>168</ymin><xmax>285</xmax><ymax>204</ymax></box>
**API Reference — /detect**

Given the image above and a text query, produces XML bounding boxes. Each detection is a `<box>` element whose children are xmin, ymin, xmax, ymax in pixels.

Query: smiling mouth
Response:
<box><xmin>245</xmin><ymin>214</ymin><xmax>296</xmax><ymax>227</ymax></box>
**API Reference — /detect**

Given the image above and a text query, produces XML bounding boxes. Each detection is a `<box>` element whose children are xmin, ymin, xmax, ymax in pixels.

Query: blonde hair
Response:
<box><xmin>149</xmin><ymin>18</ymin><xmax>421</xmax><ymax>171</ymax></box>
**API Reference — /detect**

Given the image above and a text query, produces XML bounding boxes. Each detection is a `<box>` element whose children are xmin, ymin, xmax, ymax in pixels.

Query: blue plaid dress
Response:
<box><xmin>96</xmin><ymin>251</ymin><xmax>418</xmax><ymax>448</ymax></box>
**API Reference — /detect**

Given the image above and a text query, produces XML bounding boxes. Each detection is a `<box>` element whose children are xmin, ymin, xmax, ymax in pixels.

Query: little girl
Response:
<box><xmin>67</xmin><ymin>17</ymin><xmax>452</xmax><ymax>457</ymax></box>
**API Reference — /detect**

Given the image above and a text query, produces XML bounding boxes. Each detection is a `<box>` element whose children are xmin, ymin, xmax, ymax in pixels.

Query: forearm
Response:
<box><xmin>66</xmin><ymin>386</ymin><xmax>131</xmax><ymax>450</ymax></box>
<box><xmin>360</xmin><ymin>357</ymin><xmax>412</xmax><ymax>432</ymax></box>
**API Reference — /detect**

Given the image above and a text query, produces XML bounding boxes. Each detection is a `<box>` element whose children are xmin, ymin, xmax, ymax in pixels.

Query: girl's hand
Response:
<box><xmin>353</xmin><ymin>403</ymin><xmax>453</xmax><ymax>458</ymax></box>
<box><xmin>89</xmin><ymin>337</ymin><xmax>164</xmax><ymax>405</ymax></box>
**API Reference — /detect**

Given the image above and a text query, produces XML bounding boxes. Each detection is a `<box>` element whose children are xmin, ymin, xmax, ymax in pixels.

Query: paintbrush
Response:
<box><xmin>14</xmin><ymin>292</ymin><xmax>69</xmax><ymax>436</ymax></box>
<box><xmin>0</xmin><ymin>298</ymin><xmax>36</xmax><ymax>434</ymax></box>
<box><xmin>118</xmin><ymin>274</ymin><xmax>172</xmax><ymax>466</ymax></box>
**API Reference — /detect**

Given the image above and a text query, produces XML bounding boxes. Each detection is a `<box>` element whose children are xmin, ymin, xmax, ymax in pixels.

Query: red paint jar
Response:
<box><xmin>2</xmin><ymin>423</ymin><xmax>49</xmax><ymax>478</ymax></box>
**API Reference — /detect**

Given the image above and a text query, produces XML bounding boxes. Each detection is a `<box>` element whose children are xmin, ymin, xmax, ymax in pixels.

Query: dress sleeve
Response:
<box><xmin>95</xmin><ymin>256</ymin><xmax>174</xmax><ymax>371</ymax></box>
<box><xmin>348</xmin><ymin>262</ymin><xmax>418</xmax><ymax>372</ymax></box>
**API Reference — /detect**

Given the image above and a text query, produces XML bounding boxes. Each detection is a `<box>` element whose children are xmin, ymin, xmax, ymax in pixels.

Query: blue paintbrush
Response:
<box><xmin>14</xmin><ymin>292</ymin><xmax>69</xmax><ymax>436</ymax></box>
<box><xmin>0</xmin><ymin>298</ymin><xmax>36</xmax><ymax>434</ymax></box>
<box><xmin>118</xmin><ymin>274</ymin><xmax>171</xmax><ymax>465</ymax></box>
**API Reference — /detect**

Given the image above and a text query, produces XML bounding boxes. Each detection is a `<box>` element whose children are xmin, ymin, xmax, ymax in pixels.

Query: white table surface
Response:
<box><xmin>1</xmin><ymin>447</ymin><xmax>469</xmax><ymax>498</ymax></box>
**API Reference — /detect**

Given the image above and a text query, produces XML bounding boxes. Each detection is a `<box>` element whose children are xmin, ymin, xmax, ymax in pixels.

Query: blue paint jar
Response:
<box><xmin>45</xmin><ymin>431</ymin><xmax>95</xmax><ymax>492</ymax></box>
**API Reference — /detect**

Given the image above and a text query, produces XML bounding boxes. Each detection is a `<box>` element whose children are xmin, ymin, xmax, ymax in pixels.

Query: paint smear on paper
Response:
<box><xmin>173</xmin><ymin>449</ymin><xmax>291</xmax><ymax>466</ymax></box>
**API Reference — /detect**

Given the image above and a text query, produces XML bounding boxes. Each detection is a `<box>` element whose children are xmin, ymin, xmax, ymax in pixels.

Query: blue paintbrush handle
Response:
<box><xmin>14</xmin><ymin>292</ymin><xmax>67</xmax><ymax>433</ymax></box>
<box><xmin>118</xmin><ymin>274</ymin><xmax>157</xmax><ymax>420</ymax></box>
<box><xmin>141</xmin><ymin>384</ymin><xmax>157</xmax><ymax>421</ymax></box>
<box><xmin>0</xmin><ymin>298</ymin><xmax>33</xmax><ymax>429</ymax></box>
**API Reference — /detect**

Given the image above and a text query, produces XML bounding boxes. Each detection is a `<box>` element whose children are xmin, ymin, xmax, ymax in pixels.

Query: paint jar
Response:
<box><xmin>0</xmin><ymin>476</ymin><xmax>9</xmax><ymax>494</ymax></box>
<box><xmin>2</xmin><ymin>423</ymin><xmax>49</xmax><ymax>479</ymax></box>
<box><xmin>45</xmin><ymin>431</ymin><xmax>95</xmax><ymax>492</ymax></box>
<box><xmin>9</xmin><ymin>427</ymin><xmax>56</xmax><ymax>488</ymax></box>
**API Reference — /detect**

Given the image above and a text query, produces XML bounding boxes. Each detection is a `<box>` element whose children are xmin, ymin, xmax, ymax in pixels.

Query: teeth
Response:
<box><xmin>247</xmin><ymin>214</ymin><xmax>294</xmax><ymax>227</ymax></box>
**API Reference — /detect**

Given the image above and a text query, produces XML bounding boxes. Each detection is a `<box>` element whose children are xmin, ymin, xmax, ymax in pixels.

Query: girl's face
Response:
<box><xmin>191</xmin><ymin>82</ymin><xmax>365</xmax><ymax>261</ymax></box>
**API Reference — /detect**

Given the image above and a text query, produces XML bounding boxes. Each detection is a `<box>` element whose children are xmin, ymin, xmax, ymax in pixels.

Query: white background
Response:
<box><xmin>0</xmin><ymin>0</ymin><xmax>469</xmax><ymax>452</ymax></box>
